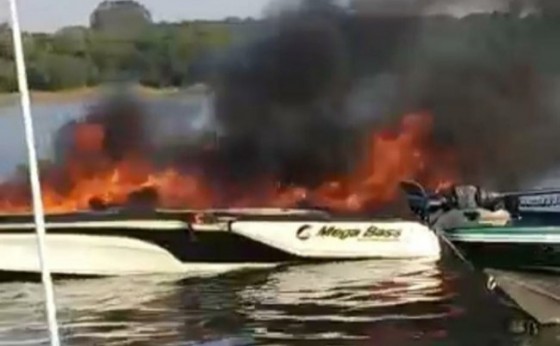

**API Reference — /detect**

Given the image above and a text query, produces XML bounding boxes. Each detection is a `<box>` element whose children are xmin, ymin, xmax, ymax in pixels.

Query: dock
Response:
<box><xmin>485</xmin><ymin>269</ymin><xmax>560</xmax><ymax>325</ymax></box>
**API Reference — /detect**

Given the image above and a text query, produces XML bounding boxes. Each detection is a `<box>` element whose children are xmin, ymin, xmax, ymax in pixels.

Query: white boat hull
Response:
<box><xmin>230</xmin><ymin>220</ymin><xmax>441</xmax><ymax>259</ymax></box>
<box><xmin>0</xmin><ymin>233</ymin><xmax>277</xmax><ymax>277</ymax></box>
<box><xmin>0</xmin><ymin>214</ymin><xmax>441</xmax><ymax>278</ymax></box>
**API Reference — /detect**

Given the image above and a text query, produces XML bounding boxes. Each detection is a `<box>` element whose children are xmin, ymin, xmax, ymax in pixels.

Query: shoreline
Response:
<box><xmin>0</xmin><ymin>84</ymin><xmax>206</xmax><ymax>106</ymax></box>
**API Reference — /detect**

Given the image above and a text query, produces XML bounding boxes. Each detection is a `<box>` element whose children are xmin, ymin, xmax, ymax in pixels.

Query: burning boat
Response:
<box><xmin>400</xmin><ymin>180</ymin><xmax>560</xmax><ymax>325</ymax></box>
<box><xmin>0</xmin><ymin>101</ymin><xmax>455</xmax><ymax>279</ymax></box>
<box><xmin>0</xmin><ymin>204</ymin><xmax>440</xmax><ymax>278</ymax></box>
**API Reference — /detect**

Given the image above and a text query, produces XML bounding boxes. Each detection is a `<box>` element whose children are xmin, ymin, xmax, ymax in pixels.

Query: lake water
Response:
<box><xmin>0</xmin><ymin>97</ymin><xmax>558</xmax><ymax>345</ymax></box>
<box><xmin>0</xmin><ymin>258</ymin><xmax>546</xmax><ymax>346</ymax></box>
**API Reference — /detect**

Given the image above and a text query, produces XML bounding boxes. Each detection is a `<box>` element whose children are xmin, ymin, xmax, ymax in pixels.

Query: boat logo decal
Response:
<box><xmin>296</xmin><ymin>224</ymin><xmax>402</xmax><ymax>241</ymax></box>
<box><xmin>361</xmin><ymin>226</ymin><xmax>402</xmax><ymax>240</ymax></box>
<box><xmin>519</xmin><ymin>194</ymin><xmax>560</xmax><ymax>209</ymax></box>
<box><xmin>296</xmin><ymin>224</ymin><xmax>313</xmax><ymax>240</ymax></box>
<box><xmin>317</xmin><ymin>226</ymin><xmax>361</xmax><ymax>240</ymax></box>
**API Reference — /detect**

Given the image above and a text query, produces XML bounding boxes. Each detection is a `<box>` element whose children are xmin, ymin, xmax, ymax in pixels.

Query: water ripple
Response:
<box><xmin>237</xmin><ymin>259</ymin><xmax>455</xmax><ymax>343</ymax></box>
<box><xmin>0</xmin><ymin>259</ymin><xmax>524</xmax><ymax>345</ymax></box>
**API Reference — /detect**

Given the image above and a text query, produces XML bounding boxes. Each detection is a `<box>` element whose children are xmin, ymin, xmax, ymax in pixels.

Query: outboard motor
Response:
<box><xmin>400</xmin><ymin>180</ymin><xmax>560</xmax><ymax>227</ymax></box>
<box><xmin>400</xmin><ymin>181</ymin><xmax>508</xmax><ymax>226</ymax></box>
<box><xmin>442</xmin><ymin>184</ymin><xmax>513</xmax><ymax>212</ymax></box>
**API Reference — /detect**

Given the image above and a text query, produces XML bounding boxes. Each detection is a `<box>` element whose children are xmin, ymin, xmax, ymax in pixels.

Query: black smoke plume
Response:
<box><xmin>52</xmin><ymin>0</ymin><xmax>560</xmax><ymax>198</ymax></box>
<box><xmin>389</xmin><ymin>5</ymin><xmax>560</xmax><ymax>190</ymax></box>
<box><xmin>208</xmin><ymin>0</ymin><xmax>428</xmax><ymax>188</ymax></box>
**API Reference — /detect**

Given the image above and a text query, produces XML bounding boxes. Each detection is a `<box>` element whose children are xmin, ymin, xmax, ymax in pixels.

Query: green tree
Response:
<box><xmin>193</xmin><ymin>23</ymin><xmax>231</xmax><ymax>51</ymax></box>
<box><xmin>88</xmin><ymin>31</ymin><xmax>139</xmax><ymax>81</ymax></box>
<box><xmin>0</xmin><ymin>3</ymin><xmax>237</xmax><ymax>92</ymax></box>
<box><xmin>0</xmin><ymin>58</ymin><xmax>16</xmax><ymax>92</ymax></box>
<box><xmin>30</xmin><ymin>53</ymin><xmax>90</xmax><ymax>90</ymax></box>
<box><xmin>90</xmin><ymin>0</ymin><xmax>153</xmax><ymax>39</ymax></box>
<box><xmin>133</xmin><ymin>26</ymin><xmax>174</xmax><ymax>86</ymax></box>
<box><xmin>52</xmin><ymin>26</ymin><xmax>88</xmax><ymax>56</ymax></box>
<box><xmin>0</xmin><ymin>23</ymin><xmax>13</xmax><ymax>59</ymax></box>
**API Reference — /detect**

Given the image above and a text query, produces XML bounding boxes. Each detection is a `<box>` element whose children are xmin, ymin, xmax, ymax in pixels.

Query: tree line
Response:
<box><xmin>1</xmin><ymin>0</ymin><xmax>560</xmax><ymax>93</ymax></box>
<box><xmin>0</xmin><ymin>0</ymin><xmax>244</xmax><ymax>92</ymax></box>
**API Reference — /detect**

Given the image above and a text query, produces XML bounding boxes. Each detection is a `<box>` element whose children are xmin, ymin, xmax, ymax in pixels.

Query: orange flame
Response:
<box><xmin>0</xmin><ymin>111</ymin><xmax>458</xmax><ymax>214</ymax></box>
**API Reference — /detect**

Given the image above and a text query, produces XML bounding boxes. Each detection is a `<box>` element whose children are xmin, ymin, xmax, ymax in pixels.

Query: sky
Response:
<box><xmin>0</xmin><ymin>0</ymin><xmax>270</xmax><ymax>32</ymax></box>
<box><xmin>0</xmin><ymin>0</ymin><xmax>513</xmax><ymax>33</ymax></box>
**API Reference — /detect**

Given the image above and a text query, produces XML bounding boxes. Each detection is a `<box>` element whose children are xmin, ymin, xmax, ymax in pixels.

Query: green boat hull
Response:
<box><xmin>446</xmin><ymin>225</ymin><xmax>560</xmax><ymax>273</ymax></box>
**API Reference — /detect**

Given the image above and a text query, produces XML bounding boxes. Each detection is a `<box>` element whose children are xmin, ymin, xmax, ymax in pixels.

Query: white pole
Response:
<box><xmin>8</xmin><ymin>0</ymin><xmax>61</xmax><ymax>345</ymax></box>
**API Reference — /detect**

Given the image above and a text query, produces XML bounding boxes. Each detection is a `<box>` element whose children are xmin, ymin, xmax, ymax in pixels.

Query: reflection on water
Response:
<box><xmin>0</xmin><ymin>259</ymin><xmax>536</xmax><ymax>346</ymax></box>
<box><xmin>239</xmin><ymin>259</ymin><xmax>449</xmax><ymax>344</ymax></box>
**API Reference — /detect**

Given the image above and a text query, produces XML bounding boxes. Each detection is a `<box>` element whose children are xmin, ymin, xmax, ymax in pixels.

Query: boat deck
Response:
<box><xmin>485</xmin><ymin>269</ymin><xmax>560</xmax><ymax>325</ymax></box>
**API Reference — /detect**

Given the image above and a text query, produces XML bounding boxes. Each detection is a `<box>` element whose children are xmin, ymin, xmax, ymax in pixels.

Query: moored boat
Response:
<box><xmin>400</xmin><ymin>180</ymin><xmax>560</xmax><ymax>325</ymax></box>
<box><xmin>400</xmin><ymin>180</ymin><xmax>560</xmax><ymax>274</ymax></box>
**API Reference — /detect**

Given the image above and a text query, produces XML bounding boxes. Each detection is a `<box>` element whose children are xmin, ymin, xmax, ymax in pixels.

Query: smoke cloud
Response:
<box><xmin>389</xmin><ymin>3</ymin><xmax>560</xmax><ymax>190</ymax></box>
<box><xmin>206</xmin><ymin>0</ymin><xmax>434</xmax><ymax>188</ymax></box>
<box><xmin>50</xmin><ymin>0</ymin><xmax>560</xmax><ymax>204</ymax></box>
